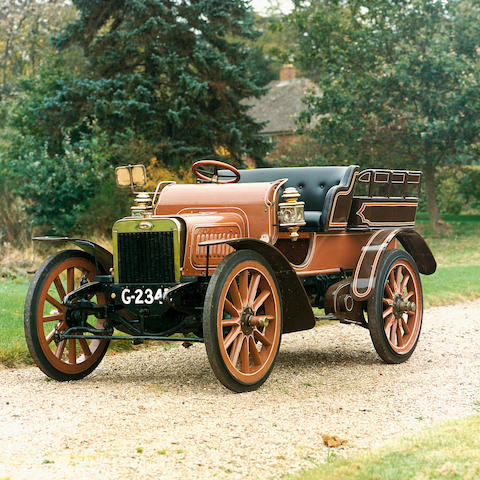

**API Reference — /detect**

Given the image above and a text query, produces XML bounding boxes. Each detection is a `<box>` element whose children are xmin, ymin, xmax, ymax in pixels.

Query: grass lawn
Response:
<box><xmin>416</xmin><ymin>213</ymin><xmax>480</xmax><ymax>307</ymax></box>
<box><xmin>0</xmin><ymin>214</ymin><xmax>479</xmax><ymax>367</ymax></box>
<box><xmin>0</xmin><ymin>278</ymin><xmax>31</xmax><ymax>366</ymax></box>
<box><xmin>288</xmin><ymin>415</ymin><xmax>480</xmax><ymax>480</ymax></box>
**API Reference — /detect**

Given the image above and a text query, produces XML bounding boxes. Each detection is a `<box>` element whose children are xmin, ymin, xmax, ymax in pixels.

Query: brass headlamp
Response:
<box><xmin>278</xmin><ymin>187</ymin><xmax>306</xmax><ymax>241</ymax></box>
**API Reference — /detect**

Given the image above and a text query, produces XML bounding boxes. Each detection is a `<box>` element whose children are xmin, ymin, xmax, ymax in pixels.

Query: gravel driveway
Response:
<box><xmin>1</xmin><ymin>301</ymin><xmax>479</xmax><ymax>480</ymax></box>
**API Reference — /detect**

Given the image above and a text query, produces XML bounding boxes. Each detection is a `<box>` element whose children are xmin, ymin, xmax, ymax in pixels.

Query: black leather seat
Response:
<box><xmin>220</xmin><ymin>166</ymin><xmax>357</xmax><ymax>231</ymax></box>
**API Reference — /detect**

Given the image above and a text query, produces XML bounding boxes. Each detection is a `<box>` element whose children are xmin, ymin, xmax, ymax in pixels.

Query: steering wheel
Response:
<box><xmin>192</xmin><ymin>160</ymin><xmax>241</xmax><ymax>184</ymax></box>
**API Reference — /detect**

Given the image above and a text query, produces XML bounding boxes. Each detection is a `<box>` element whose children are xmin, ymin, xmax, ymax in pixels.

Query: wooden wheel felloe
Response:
<box><xmin>24</xmin><ymin>250</ymin><xmax>110</xmax><ymax>380</ymax></box>
<box><xmin>368</xmin><ymin>249</ymin><xmax>423</xmax><ymax>363</ymax></box>
<box><xmin>203</xmin><ymin>250</ymin><xmax>282</xmax><ymax>392</ymax></box>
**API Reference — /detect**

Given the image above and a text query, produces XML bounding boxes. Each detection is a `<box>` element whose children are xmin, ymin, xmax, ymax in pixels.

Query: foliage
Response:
<box><xmin>4</xmin><ymin>127</ymin><xmax>111</xmax><ymax>234</ymax></box>
<box><xmin>290</xmin><ymin>0</ymin><xmax>480</xmax><ymax>231</ymax></box>
<box><xmin>460</xmin><ymin>166</ymin><xmax>480</xmax><ymax>211</ymax></box>
<box><xmin>0</xmin><ymin>0</ymin><xmax>77</xmax><ymax>101</ymax></box>
<box><xmin>245</xmin><ymin>13</ymin><xmax>299</xmax><ymax>85</ymax></box>
<box><xmin>26</xmin><ymin>0</ymin><xmax>272</xmax><ymax>167</ymax></box>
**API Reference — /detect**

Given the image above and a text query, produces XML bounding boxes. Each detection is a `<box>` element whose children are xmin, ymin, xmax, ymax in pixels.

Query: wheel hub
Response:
<box><xmin>392</xmin><ymin>294</ymin><xmax>415</xmax><ymax>319</ymax></box>
<box><xmin>240</xmin><ymin>307</ymin><xmax>254</xmax><ymax>335</ymax></box>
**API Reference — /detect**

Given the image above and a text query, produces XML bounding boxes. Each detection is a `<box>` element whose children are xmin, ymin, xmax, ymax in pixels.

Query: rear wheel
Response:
<box><xmin>24</xmin><ymin>250</ymin><xmax>110</xmax><ymax>381</ymax></box>
<box><xmin>203</xmin><ymin>250</ymin><xmax>283</xmax><ymax>392</ymax></box>
<box><xmin>368</xmin><ymin>249</ymin><xmax>423</xmax><ymax>363</ymax></box>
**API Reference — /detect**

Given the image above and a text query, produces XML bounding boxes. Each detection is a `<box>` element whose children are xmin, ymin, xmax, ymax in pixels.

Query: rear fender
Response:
<box><xmin>200</xmin><ymin>238</ymin><xmax>315</xmax><ymax>334</ymax></box>
<box><xmin>33</xmin><ymin>236</ymin><xmax>113</xmax><ymax>273</ymax></box>
<box><xmin>351</xmin><ymin>228</ymin><xmax>436</xmax><ymax>301</ymax></box>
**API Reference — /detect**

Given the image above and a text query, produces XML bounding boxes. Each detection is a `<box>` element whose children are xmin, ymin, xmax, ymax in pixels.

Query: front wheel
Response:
<box><xmin>203</xmin><ymin>250</ymin><xmax>283</xmax><ymax>392</ymax></box>
<box><xmin>368</xmin><ymin>249</ymin><xmax>423</xmax><ymax>363</ymax></box>
<box><xmin>24</xmin><ymin>250</ymin><xmax>110</xmax><ymax>381</ymax></box>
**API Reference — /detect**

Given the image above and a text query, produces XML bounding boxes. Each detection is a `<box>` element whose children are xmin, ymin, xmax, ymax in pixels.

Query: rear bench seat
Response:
<box><xmin>220</xmin><ymin>166</ymin><xmax>357</xmax><ymax>232</ymax></box>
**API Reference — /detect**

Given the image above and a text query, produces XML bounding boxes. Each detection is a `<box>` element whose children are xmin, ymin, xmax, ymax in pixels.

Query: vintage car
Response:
<box><xmin>24</xmin><ymin>160</ymin><xmax>436</xmax><ymax>392</ymax></box>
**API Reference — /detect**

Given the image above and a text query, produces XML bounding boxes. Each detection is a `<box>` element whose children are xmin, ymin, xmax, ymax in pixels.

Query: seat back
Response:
<box><xmin>220</xmin><ymin>166</ymin><xmax>357</xmax><ymax>231</ymax></box>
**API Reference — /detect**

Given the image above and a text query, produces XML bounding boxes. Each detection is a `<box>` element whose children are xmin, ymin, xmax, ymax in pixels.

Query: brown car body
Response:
<box><xmin>26</xmin><ymin>162</ymin><xmax>436</xmax><ymax>391</ymax></box>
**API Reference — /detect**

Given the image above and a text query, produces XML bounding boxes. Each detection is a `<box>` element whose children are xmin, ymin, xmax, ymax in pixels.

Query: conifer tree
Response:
<box><xmin>42</xmin><ymin>0</ymin><xmax>271</xmax><ymax>165</ymax></box>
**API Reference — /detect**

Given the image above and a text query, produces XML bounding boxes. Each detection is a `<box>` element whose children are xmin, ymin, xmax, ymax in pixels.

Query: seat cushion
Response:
<box><xmin>220</xmin><ymin>166</ymin><xmax>351</xmax><ymax>230</ymax></box>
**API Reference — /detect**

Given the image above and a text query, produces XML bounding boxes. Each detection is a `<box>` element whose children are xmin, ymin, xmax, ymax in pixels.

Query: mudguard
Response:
<box><xmin>33</xmin><ymin>236</ymin><xmax>113</xmax><ymax>273</ymax></box>
<box><xmin>199</xmin><ymin>237</ymin><xmax>315</xmax><ymax>334</ymax></box>
<box><xmin>351</xmin><ymin>228</ymin><xmax>436</xmax><ymax>301</ymax></box>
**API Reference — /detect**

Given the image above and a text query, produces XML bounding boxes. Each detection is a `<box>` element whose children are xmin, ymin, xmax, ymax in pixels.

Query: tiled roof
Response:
<box><xmin>243</xmin><ymin>77</ymin><xmax>319</xmax><ymax>134</ymax></box>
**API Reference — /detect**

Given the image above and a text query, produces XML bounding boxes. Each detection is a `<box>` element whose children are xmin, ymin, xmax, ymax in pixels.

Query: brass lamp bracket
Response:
<box><xmin>278</xmin><ymin>187</ymin><xmax>306</xmax><ymax>241</ymax></box>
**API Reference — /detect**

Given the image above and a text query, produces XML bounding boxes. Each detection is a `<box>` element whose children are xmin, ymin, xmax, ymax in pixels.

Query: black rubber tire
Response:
<box><xmin>367</xmin><ymin>249</ymin><xmax>423</xmax><ymax>364</ymax></box>
<box><xmin>24</xmin><ymin>250</ymin><xmax>110</xmax><ymax>381</ymax></box>
<box><xmin>203</xmin><ymin>250</ymin><xmax>283</xmax><ymax>392</ymax></box>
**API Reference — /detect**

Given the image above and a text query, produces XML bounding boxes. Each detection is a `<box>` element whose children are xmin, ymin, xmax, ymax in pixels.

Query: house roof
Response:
<box><xmin>243</xmin><ymin>77</ymin><xmax>319</xmax><ymax>135</ymax></box>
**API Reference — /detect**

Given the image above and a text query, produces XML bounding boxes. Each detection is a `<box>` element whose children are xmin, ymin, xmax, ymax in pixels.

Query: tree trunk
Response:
<box><xmin>424</xmin><ymin>161</ymin><xmax>447</xmax><ymax>233</ymax></box>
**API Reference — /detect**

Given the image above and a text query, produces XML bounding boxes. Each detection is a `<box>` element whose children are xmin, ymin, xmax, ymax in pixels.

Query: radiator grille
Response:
<box><xmin>117</xmin><ymin>231</ymin><xmax>176</xmax><ymax>283</ymax></box>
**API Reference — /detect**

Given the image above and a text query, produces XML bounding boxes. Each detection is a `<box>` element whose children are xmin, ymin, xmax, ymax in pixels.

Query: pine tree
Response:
<box><xmin>43</xmin><ymin>0</ymin><xmax>271</xmax><ymax>166</ymax></box>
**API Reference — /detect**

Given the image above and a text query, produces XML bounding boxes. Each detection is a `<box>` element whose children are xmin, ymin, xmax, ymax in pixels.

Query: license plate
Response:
<box><xmin>120</xmin><ymin>287</ymin><xmax>168</xmax><ymax>305</ymax></box>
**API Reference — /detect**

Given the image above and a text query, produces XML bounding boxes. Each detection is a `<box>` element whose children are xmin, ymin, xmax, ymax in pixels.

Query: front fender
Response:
<box><xmin>33</xmin><ymin>236</ymin><xmax>113</xmax><ymax>272</ymax></box>
<box><xmin>199</xmin><ymin>237</ymin><xmax>315</xmax><ymax>334</ymax></box>
<box><xmin>351</xmin><ymin>228</ymin><xmax>436</xmax><ymax>301</ymax></box>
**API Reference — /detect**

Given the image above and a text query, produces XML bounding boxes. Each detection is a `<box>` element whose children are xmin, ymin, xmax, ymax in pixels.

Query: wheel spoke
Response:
<box><xmin>249</xmin><ymin>337</ymin><xmax>262</xmax><ymax>366</ymax></box>
<box><xmin>45</xmin><ymin>294</ymin><xmax>65</xmax><ymax>312</ymax></box>
<box><xmin>400</xmin><ymin>274</ymin><xmax>410</xmax><ymax>295</ymax></box>
<box><xmin>389</xmin><ymin>269</ymin><xmax>396</xmax><ymax>293</ymax></box>
<box><xmin>45</xmin><ymin>329</ymin><xmax>56</xmax><ymax>344</ymax></box>
<box><xmin>385</xmin><ymin>281</ymin><xmax>394</xmax><ymax>299</ymax></box>
<box><xmin>252</xmin><ymin>290</ymin><xmax>271</xmax><ymax>313</ymax></box>
<box><xmin>224</xmin><ymin>299</ymin><xmax>239</xmax><ymax>317</ymax></box>
<box><xmin>68</xmin><ymin>339</ymin><xmax>76</xmax><ymax>364</ymax></box>
<box><xmin>253</xmin><ymin>328</ymin><xmax>271</xmax><ymax>347</ymax></box>
<box><xmin>53</xmin><ymin>277</ymin><xmax>66</xmax><ymax>300</ymax></box>
<box><xmin>239</xmin><ymin>271</ymin><xmax>248</xmax><ymax>305</ymax></box>
<box><xmin>382</xmin><ymin>306</ymin><xmax>393</xmax><ymax>319</ymax></box>
<box><xmin>240</xmin><ymin>337</ymin><xmax>250</xmax><ymax>373</ymax></box>
<box><xmin>222</xmin><ymin>317</ymin><xmax>239</xmax><ymax>327</ymax></box>
<box><xmin>42</xmin><ymin>313</ymin><xmax>64</xmax><ymax>323</ymax></box>
<box><xmin>389</xmin><ymin>319</ymin><xmax>397</xmax><ymax>343</ymax></box>
<box><xmin>247</xmin><ymin>273</ymin><xmax>261</xmax><ymax>306</ymax></box>
<box><xmin>79</xmin><ymin>338</ymin><xmax>92</xmax><ymax>357</ymax></box>
<box><xmin>401</xmin><ymin>317</ymin><xmax>411</xmax><ymax>335</ymax></box>
<box><xmin>229</xmin><ymin>335</ymin><xmax>243</xmax><ymax>366</ymax></box>
<box><xmin>404</xmin><ymin>291</ymin><xmax>414</xmax><ymax>301</ymax></box>
<box><xmin>55</xmin><ymin>340</ymin><xmax>66</xmax><ymax>359</ymax></box>
<box><xmin>396</xmin><ymin>324</ymin><xmax>403</xmax><ymax>347</ymax></box>
<box><xmin>395</xmin><ymin>266</ymin><xmax>403</xmax><ymax>293</ymax></box>
<box><xmin>383</xmin><ymin>297</ymin><xmax>393</xmax><ymax>306</ymax></box>
<box><xmin>384</xmin><ymin>314</ymin><xmax>395</xmax><ymax>333</ymax></box>
<box><xmin>224</xmin><ymin>325</ymin><xmax>241</xmax><ymax>350</ymax></box>
<box><xmin>228</xmin><ymin>280</ymin><xmax>242</xmax><ymax>309</ymax></box>
<box><xmin>67</xmin><ymin>267</ymin><xmax>75</xmax><ymax>293</ymax></box>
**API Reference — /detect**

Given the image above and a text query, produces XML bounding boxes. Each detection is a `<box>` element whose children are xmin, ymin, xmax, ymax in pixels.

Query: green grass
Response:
<box><xmin>288</xmin><ymin>415</ymin><xmax>480</xmax><ymax>480</ymax></box>
<box><xmin>0</xmin><ymin>214</ymin><xmax>478</xmax><ymax>367</ymax></box>
<box><xmin>422</xmin><ymin>265</ymin><xmax>480</xmax><ymax>308</ymax></box>
<box><xmin>416</xmin><ymin>213</ymin><xmax>480</xmax><ymax>307</ymax></box>
<box><xmin>0</xmin><ymin>278</ymin><xmax>31</xmax><ymax>366</ymax></box>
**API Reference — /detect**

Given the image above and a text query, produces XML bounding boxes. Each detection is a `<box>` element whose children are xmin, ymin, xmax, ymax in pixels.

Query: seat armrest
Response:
<box><xmin>322</xmin><ymin>165</ymin><xmax>359</xmax><ymax>231</ymax></box>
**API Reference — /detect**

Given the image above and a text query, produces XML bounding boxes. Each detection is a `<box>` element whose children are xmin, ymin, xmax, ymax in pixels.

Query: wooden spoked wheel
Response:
<box><xmin>203</xmin><ymin>250</ymin><xmax>282</xmax><ymax>392</ymax></box>
<box><xmin>24</xmin><ymin>250</ymin><xmax>110</xmax><ymax>380</ymax></box>
<box><xmin>368</xmin><ymin>249</ymin><xmax>423</xmax><ymax>363</ymax></box>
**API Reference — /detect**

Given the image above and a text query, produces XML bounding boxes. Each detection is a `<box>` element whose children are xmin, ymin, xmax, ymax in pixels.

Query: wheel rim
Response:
<box><xmin>217</xmin><ymin>261</ymin><xmax>281</xmax><ymax>384</ymax></box>
<box><xmin>381</xmin><ymin>259</ymin><xmax>422</xmax><ymax>354</ymax></box>
<box><xmin>36</xmin><ymin>257</ymin><xmax>108</xmax><ymax>374</ymax></box>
